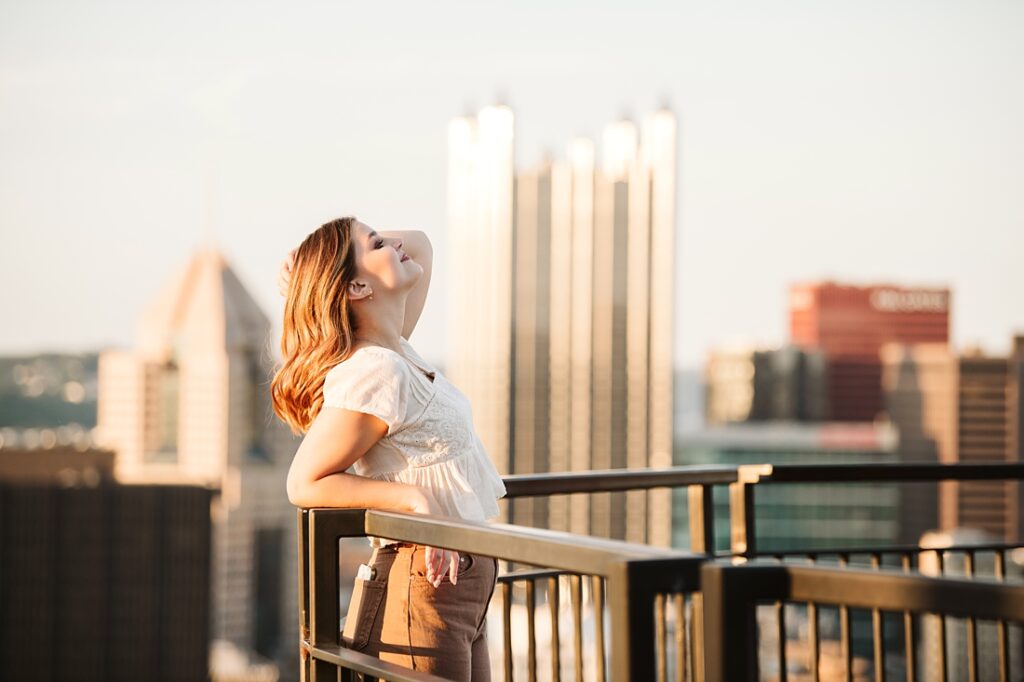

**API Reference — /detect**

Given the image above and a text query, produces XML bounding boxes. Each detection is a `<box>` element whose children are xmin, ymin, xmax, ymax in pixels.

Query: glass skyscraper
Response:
<box><xmin>447</xmin><ymin>105</ymin><xmax>678</xmax><ymax>546</ymax></box>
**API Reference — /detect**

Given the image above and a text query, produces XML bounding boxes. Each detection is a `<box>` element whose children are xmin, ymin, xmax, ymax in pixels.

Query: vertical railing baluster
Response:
<box><xmin>776</xmin><ymin>554</ymin><xmax>787</xmax><ymax>682</ymax></box>
<box><xmin>593</xmin><ymin>576</ymin><xmax>606</xmax><ymax>682</ymax></box>
<box><xmin>655</xmin><ymin>592</ymin><xmax>667</xmax><ymax>682</ymax></box>
<box><xmin>549</xmin><ymin>575</ymin><xmax>561</xmax><ymax>682</ymax></box>
<box><xmin>807</xmin><ymin>555</ymin><xmax>819</xmax><ymax>682</ymax></box>
<box><xmin>502</xmin><ymin>580</ymin><xmax>513</xmax><ymax>682</ymax></box>
<box><xmin>838</xmin><ymin>553</ymin><xmax>852</xmax><ymax>682</ymax></box>
<box><xmin>963</xmin><ymin>551</ymin><xmax>977</xmax><ymax>682</ymax></box>
<box><xmin>686</xmin><ymin>595</ymin><xmax>699</xmax><ymax>682</ymax></box>
<box><xmin>901</xmin><ymin>552</ymin><xmax>915</xmax><ymax>682</ymax></box>
<box><xmin>870</xmin><ymin>553</ymin><xmax>885</xmax><ymax>682</ymax></box>
<box><xmin>936</xmin><ymin>551</ymin><xmax>948</xmax><ymax>682</ymax></box>
<box><xmin>298</xmin><ymin>510</ymin><xmax>311</xmax><ymax>682</ymax></box>
<box><xmin>776</xmin><ymin>598</ymin><xmax>787</xmax><ymax>682</ymax></box>
<box><xmin>673</xmin><ymin>593</ymin><xmax>686</xmax><ymax>682</ymax></box>
<box><xmin>807</xmin><ymin>602</ymin><xmax>819</xmax><ymax>682</ymax></box>
<box><xmin>690</xmin><ymin>590</ymin><xmax>705</xmax><ymax>682</ymax></box>
<box><xmin>527</xmin><ymin>578</ymin><xmax>537</xmax><ymax>682</ymax></box>
<box><xmin>995</xmin><ymin>550</ymin><xmax>1009</xmax><ymax>682</ymax></box>
<box><xmin>570</xmin><ymin>574</ymin><xmax>583</xmax><ymax>682</ymax></box>
<box><xmin>687</xmin><ymin>483</ymin><xmax>712</xmax><ymax>682</ymax></box>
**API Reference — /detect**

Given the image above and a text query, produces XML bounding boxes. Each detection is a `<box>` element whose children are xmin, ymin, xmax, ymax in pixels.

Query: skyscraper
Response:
<box><xmin>97</xmin><ymin>248</ymin><xmax>298</xmax><ymax>679</ymax></box>
<box><xmin>446</xmin><ymin>104</ymin><xmax>516</xmax><ymax>477</ymax></box>
<box><xmin>952</xmin><ymin>340</ymin><xmax>1023</xmax><ymax>540</ymax></box>
<box><xmin>882</xmin><ymin>337</ymin><xmax>1024</xmax><ymax>543</ymax></box>
<box><xmin>880</xmin><ymin>343</ymin><xmax>957</xmax><ymax>544</ymax></box>
<box><xmin>704</xmin><ymin>344</ymin><xmax>827</xmax><ymax>425</ymax></box>
<box><xmin>447</xmin><ymin>105</ymin><xmax>678</xmax><ymax>546</ymax></box>
<box><xmin>790</xmin><ymin>282</ymin><xmax>951</xmax><ymax>421</ymax></box>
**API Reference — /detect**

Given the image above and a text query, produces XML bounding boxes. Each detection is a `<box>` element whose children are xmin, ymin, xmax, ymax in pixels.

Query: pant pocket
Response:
<box><xmin>341</xmin><ymin>577</ymin><xmax>386</xmax><ymax>651</ymax></box>
<box><xmin>412</xmin><ymin>548</ymin><xmax>476</xmax><ymax>582</ymax></box>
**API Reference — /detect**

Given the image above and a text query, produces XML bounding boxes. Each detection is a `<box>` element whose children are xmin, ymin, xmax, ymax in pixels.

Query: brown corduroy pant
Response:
<box><xmin>341</xmin><ymin>543</ymin><xmax>498</xmax><ymax>681</ymax></box>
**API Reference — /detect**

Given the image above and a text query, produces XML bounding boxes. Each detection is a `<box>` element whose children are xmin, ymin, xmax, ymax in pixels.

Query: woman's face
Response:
<box><xmin>349</xmin><ymin>220</ymin><xmax>421</xmax><ymax>298</ymax></box>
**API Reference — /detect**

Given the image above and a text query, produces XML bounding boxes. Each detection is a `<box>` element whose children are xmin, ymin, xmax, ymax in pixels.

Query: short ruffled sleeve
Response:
<box><xmin>321</xmin><ymin>351</ymin><xmax>411</xmax><ymax>437</ymax></box>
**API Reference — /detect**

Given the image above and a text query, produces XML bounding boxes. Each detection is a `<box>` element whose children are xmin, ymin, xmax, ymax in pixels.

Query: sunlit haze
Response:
<box><xmin>2</xmin><ymin>0</ymin><xmax>1022</xmax><ymax>367</ymax></box>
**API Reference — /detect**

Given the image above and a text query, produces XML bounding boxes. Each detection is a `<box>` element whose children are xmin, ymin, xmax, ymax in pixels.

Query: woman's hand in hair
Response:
<box><xmin>409</xmin><ymin>488</ymin><xmax>461</xmax><ymax>588</ymax></box>
<box><xmin>278</xmin><ymin>248</ymin><xmax>297</xmax><ymax>297</ymax></box>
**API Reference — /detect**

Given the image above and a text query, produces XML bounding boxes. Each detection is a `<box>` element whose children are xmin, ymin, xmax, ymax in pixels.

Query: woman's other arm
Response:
<box><xmin>379</xmin><ymin>229</ymin><xmax>432</xmax><ymax>340</ymax></box>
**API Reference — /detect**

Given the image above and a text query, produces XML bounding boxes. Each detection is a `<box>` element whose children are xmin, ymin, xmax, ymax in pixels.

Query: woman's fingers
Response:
<box><xmin>277</xmin><ymin>249</ymin><xmax>297</xmax><ymax>297</ymax></box>
<box><xmin>448</xmin><ymin>550</ymin><xmax>459</xmax><ymax>585</ymax></box>
<box><xmin>424</xmin><ymin>546</ymin><xmax>459</xmax><ymax>588</ymax></box>
<box><xmin>424</xmin><ymin>546</ymin><xmax>438</xmax><ymax>587</ymax></box>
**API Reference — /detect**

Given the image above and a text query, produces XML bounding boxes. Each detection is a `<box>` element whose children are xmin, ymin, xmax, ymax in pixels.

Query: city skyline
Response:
<box><xmin>2</xmin><ymin>1</ymin><xmax>1023</xmax><ymax>368</ymax></box>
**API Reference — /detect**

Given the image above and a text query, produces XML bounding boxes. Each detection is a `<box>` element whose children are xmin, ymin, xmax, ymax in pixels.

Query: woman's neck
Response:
<box><xmin>352</xmin><ymin>331</ymin><xmax>403</xmax><ymax>354</ymax></box>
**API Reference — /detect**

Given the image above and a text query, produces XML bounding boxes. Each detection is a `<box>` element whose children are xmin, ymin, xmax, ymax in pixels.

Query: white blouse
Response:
<box><xmin>321</xmin><ymin>336</ymin><xmax>507</xmax><ymax>547</ymax></box>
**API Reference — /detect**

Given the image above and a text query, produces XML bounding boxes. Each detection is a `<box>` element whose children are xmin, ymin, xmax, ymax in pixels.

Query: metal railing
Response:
<box><xmin>724</xmin><ymin>463</ymin><xmax>1024</xmax><ymax>558</ymax></box>
<box><xmin>297</xmin><ymin>507</ymin><xmax>705</xmax><ymax>682</ymax></box>
<box><xmin>701</xmin><ymin>561</ymin><xmax>1024</xmax><ymax>681</ymax></box>
<box><xmin>502</xmin><ymin>465</ymin><xmax>738</xmax><ymax>555</ymax></box>
<box><xmin>298</xmin><ymin>463</ymin><xmax>1024</xmax><ymax>681</ymax></box>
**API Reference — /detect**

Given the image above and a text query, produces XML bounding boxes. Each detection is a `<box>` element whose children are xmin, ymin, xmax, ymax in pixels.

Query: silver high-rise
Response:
<box><xmin>447</xmin><ymin>105</ymin><xmax>678</xmax><ymax>546</ymax></box>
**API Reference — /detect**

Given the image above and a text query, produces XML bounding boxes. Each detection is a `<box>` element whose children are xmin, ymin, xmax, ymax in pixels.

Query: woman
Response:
<box><xmin>271</xmin><ymin>216</ymin><xmax>507</xmax><ymax>681</ymax></box>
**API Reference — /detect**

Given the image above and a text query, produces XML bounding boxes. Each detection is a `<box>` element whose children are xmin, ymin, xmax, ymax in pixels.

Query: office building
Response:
<box><xmin>951</xmin><ymin>339</ymin><xmax>1024</xmax><ymax>541</ymax></box>
<box><xmin>96</xmin><ymin>247</ymin><xmax>299</xmax><ymax>680</ymax></box>
<box><xmin>447</xmin><ymin>105</ymin><xmax>677</xmax><ymax>546</ymax></box>
<box><xmin>882</xmin><ymin>336</ymin><xmax>1024</xmax><ymax>543</ymax></box>
<box><xmin>790</xmin><ymin>282</ymin><xmax>950</xmax><ymax>421</ymax></box>
<box><xmin>880</xmin><ymin>343</ymin><xmax>958</xmax><ymax>544</ymax></box>
<box><xmin>674</xmin><ymin>421</ymin><xmax>901</xmax><ymax>552</ymax></box>
<box><xmin>0</xmin><ymin>444</ymin><xmax>211</xmax><ymax>680</ymax></box>
<box><xmin>704</xmin><ymin>344</ymin><xmax>827</xmax><ymax>425</ymax></box>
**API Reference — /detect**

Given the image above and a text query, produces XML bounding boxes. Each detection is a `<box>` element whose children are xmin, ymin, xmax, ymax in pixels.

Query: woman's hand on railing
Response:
<box><xmin>409</xmin><ymin>488</ymin><xmax>460</xmax><ymax>588</ymax></box>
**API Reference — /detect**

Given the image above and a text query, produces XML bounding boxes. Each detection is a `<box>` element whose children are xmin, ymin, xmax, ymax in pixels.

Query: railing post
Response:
<box><xmin>687</xmin><ymin>484</ymin><xmax>715</xmax><ymax>554</ymax></box>
<box><xmin>307</xmin><ymin>509</ymin><xmax>367</xmax><ymax>682</ymax></box>
<box><xmin>729</xmin><ymin>466</ymin><xmax>771</xmax><ymax>558</ymax></box>
<box><xmin>701</xmin><ymin>563</ymin><xmax>788</xmax><ymax>682</ymax></box>
<box><xmin>701</xmin><ymin>563</ymin><xmax>752</xmax><ymax>681</ymax></box>
<box><xmin>297</xmin><ymin>509</ymin><xmax>310</xmax><ymax>682</ymax></box>
<box><xmin>608</xmin><ymin>558</ymin><xmax>703</xmax><ymax>682</ymax></box>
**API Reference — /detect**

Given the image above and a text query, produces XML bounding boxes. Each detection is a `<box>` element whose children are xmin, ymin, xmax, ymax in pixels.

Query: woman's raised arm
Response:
<box><xmin>379</xmin><ymin>229</ymin><xmax>433</xmax><ymax>340</ymax></box>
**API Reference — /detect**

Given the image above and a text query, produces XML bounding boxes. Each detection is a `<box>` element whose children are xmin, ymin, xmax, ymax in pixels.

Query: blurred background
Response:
<box><xmin>2</xmin><ymin>1</ymin><xmax>1022</xmax><ymax>680</ymax></box>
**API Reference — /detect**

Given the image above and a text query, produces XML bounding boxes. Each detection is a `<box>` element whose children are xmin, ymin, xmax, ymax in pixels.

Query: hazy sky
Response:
<box><xmin>2</xmin><ymin>0</ymin><xmax>1022</xmax><ymax>368</ymax></box>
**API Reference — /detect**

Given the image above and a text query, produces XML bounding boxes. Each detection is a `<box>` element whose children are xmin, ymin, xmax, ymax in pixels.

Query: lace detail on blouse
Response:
<box><xmin>319</xmin><ymin>338</ymin><xmax>507</xmax><ymax>548</ymax></box>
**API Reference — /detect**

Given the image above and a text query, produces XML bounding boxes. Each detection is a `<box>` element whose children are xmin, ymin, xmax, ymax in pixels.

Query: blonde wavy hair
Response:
<box><xmin>271</xmin><ymin>216</ymin><xmax>362</xmax><ymax>434</ymax></box>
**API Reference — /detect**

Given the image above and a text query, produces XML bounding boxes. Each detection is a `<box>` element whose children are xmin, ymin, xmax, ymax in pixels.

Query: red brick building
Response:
<box><xmin>789</xmin><ymin>282</ymin><xmax>951</xmax><ymax>421</ymax></box>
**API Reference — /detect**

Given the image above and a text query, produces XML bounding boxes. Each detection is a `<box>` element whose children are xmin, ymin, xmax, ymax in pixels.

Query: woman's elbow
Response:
<box><xmin>286</xmin><ymin>471</ymin><xmax>310</xmax><ymax>507</ymax></box>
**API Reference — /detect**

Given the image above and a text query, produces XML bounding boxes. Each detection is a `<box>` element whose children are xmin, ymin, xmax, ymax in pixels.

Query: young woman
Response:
<box><xmin>271</xmin><ymin>216</ymin><xmax>507</xmax><ymax>681</ymax></box>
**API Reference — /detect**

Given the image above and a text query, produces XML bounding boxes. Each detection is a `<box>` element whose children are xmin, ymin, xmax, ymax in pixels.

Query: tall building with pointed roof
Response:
<box><xmin>97</xmin><ymin>247</ymin><xmax>298</xmax><ymax>679</ymax></box>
